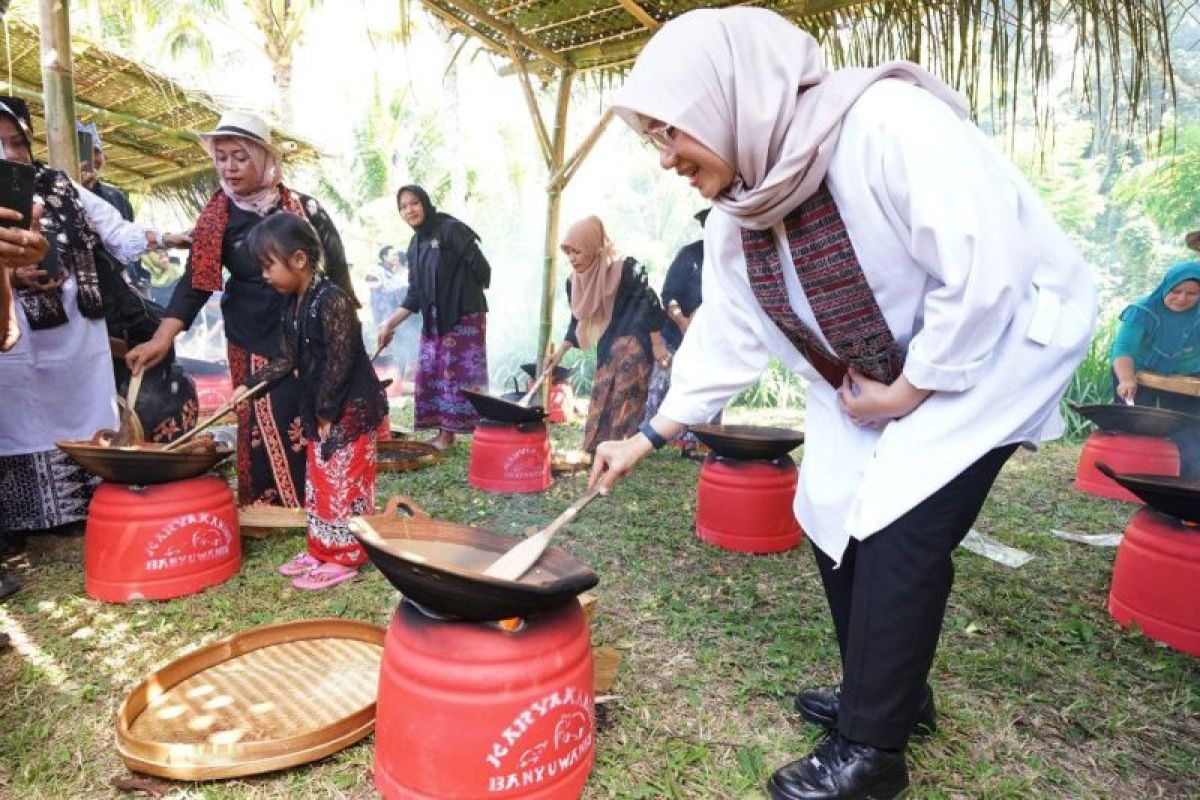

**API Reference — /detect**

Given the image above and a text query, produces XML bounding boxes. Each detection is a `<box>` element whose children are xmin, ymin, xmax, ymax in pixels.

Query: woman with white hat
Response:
<box><xmin>127</xmin><ymin>111</ymin><xmax>359</xmax><ymax>509</ymax></box>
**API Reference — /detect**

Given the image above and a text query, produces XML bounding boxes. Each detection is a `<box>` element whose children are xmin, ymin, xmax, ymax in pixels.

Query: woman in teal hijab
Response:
<box><xmin>1111</xmin><ymin>260</ymin><xmax>1200</xmax><ymax>401</ymax></box>
<box><xmin>1110</xmin><ymin>259</ymin><xmax>1200</xmax><ymax>477</ymax></box>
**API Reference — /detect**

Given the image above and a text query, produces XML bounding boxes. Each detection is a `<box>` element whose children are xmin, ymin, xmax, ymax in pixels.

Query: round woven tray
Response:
<box><xmin>117</xmin><ymin>619</ymin><xmax>385</xmax><ymax>780</ymax></box>
<box><xmin>377</xmin><ymin>439</ymin><xmax>440</xmax><ymax>474</ymax></box>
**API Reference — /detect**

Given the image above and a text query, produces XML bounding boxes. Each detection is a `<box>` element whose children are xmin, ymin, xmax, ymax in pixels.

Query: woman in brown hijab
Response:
<box><xmin>548</xmin><ymin>216</ymin><xmax>667</xmax><ymax>453</ymax></box>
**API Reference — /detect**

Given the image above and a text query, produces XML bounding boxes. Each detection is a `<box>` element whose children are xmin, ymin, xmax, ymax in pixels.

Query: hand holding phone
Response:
<box><xmin>0</xmin><ymin>158</ymin><xmax>36</xmax><ymax>231</ymax></box>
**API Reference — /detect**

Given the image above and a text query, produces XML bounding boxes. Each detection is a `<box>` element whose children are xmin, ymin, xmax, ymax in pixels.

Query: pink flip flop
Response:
<box><xmin>278</xmin><ymin>552</ymin><xmax>321</xmax><ymax>577</ymax></box>
<box><xmin>292</xmin><ymin>563</ymin><xmax>359</xmax><ymax>591</ymax></box>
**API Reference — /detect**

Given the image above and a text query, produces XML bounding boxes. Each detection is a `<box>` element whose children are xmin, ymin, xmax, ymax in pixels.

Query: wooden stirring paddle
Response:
<box><xmin>163</xmin><ymin>382</ymin><xmax>269</xmax><ymax>452</ymax></box>
<box><xmin>482</xmin><ymin>486</ymin><xmax>607</xmax><ymax>582</ymax></box>
<box><xmin>112</xmin><ymin>370</ymin><xmax>145</xmax><ymax>447</ymax></box>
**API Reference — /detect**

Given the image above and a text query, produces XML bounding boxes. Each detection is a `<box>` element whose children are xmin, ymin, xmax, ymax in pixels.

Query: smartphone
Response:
<box><xmin>77</xmin><ymin>130</ymin><xmax>95</xmax><ymax>171</ymax></box>
<box><xmin>0</xmin><ymin>157</ymin><xmax>36</xmax><ymax>231</ymax></box>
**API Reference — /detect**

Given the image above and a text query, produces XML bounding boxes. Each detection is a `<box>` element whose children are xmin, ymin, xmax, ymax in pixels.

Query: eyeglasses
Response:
<box><xmin>641</xmin><ymin>122</ymin><xmax>677</xmax><ymax>153</ymax></box>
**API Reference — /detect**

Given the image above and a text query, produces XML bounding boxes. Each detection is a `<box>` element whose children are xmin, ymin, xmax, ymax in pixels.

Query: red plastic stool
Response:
<box><xmin>375</xmin><ymin>600</ymin><xmax>594</xmax><ymax>798</ymax></box>
<box><xmin>1108</xmin><ymin>509</ymin><xmax>1200</xmax><ymax>657</ymax></box>
<box><xmin>1074</xmin><ymin>432</ymin><xmax>1180</xmax><ymax>503</ymax></box>
<box><xmin>695</xmin><ymin>456</ymin><xmax>804</xmax><ymax>553</ymax></box>
<box><xmin>468</xmin><ymin>421</ymin><xmax>552</xmax><ymax>493</ymax></box>
<box><xmin>85</xmin><ymin>477</ymin><xmax>241</xmax><ymax>603</ymax></box>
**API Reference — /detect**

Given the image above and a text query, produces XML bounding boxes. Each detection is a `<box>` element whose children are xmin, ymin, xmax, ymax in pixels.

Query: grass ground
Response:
<box><xmin>1</xmin><ymin>406</ymin><xmax>1197</xmax><ymax>799</ymax></box>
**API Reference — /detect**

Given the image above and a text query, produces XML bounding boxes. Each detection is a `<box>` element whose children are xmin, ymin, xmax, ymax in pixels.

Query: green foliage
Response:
<box><xmin>1061</xmin><ymin>316</ymin><xmax>1118</xmax><ymax>439</ymax></box>
<box><xmin>730</xmin><ymin>358</ymin><xmax>806</xmax><ymax>410</ymax></box>
<box><xmin>1112</xmin><ymin>125</ymin><xmax>1200</xmax><ymax>236</ymax></box>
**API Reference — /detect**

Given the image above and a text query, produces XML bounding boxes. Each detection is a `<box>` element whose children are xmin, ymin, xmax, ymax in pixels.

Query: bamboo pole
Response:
<box><xmin>549</xmin><ymin>108</ymin><xmax>612</xmax><ymax>191</ymax></box>
<box><xmin>507</xmin><ymin>40</ymin><xmax>552</xmax><ymax>168</ymax></box>
<box><xmin>37</xmin><ymin>0</ymin><xmax>79</xmax><ymax>179</ymax></box>
<box><xmin>536</xmin><ymin>69</ymin><xmax>573</xmax><ymax>362</ymax></box>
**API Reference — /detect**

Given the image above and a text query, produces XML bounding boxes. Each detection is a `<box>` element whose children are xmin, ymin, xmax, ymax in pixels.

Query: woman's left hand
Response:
<box><xmin>317</xmin><ymin>419</ymin><xmax>332</xmax><ymax>440</ymax></box>
<box><xmin>837</xmin><ymin>369</ymin><xmax>931</xmax><ymax>429</ymax></box>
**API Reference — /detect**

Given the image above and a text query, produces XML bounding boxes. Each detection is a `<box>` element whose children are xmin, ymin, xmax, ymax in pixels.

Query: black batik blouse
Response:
<box><xmin>247</xmin><ymin>277</ymin><xmax>387</xmax><ymax>458</ymax></box>
<box><xmin>565</xmin><ymin>257</ymin><xmax>666</xmax><ymax>368</ymax></box>
<box><xmin>166</xmin><ymin>194</ymin><xmax>357</xmax><ymax>358</ymax></box>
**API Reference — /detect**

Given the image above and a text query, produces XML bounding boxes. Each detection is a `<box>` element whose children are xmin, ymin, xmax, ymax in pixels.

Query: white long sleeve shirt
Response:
<box><xmin>660</xmin><ymin>80</ymin><xmax>1096</xmax><ymax>563</ymax></box>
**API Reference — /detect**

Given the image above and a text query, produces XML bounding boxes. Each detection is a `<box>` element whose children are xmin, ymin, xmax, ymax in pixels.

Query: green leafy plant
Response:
<box><xmin>730</xmin><ymin>358</ymin><xmax>806</xmax><ymax>410</ymax></box>
<box><xmin>1061</xmin><ymin>316</ymin><xmax>1118</xmax><ymax>439</ymax></box>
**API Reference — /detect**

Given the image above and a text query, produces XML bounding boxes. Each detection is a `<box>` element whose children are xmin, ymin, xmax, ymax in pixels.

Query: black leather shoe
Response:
<box><xmin>795</xmin><ymin>685</ymin><xmax>936</xmax><ymax>737</ymax></box>
<box><xmin>768</xmin><ymin>733</ymin><xmax>909</xmax><ymax>800</ymax></box>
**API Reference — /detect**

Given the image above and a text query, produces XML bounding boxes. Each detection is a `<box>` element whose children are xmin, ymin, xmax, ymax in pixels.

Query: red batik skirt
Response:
<box><xmin>304</xmin><ymin>430</ymin><xmax>376</xmax><ymax>566</ymax></box>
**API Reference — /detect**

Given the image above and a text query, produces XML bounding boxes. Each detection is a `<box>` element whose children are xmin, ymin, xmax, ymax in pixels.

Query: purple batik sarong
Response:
<box><xmin>413</xmin><ymin>310</ymin><xmax>488</xmax><ymax>433</ymax></box>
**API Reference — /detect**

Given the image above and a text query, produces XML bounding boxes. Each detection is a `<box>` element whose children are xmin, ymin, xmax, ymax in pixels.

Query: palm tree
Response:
<box><xmin>76</xmin><ymin>0</ymin><xmax>323</xmax><ymax>125</ymax></box>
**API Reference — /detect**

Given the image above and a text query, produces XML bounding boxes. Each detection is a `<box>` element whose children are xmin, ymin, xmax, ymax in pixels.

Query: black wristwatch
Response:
<box><xmin>639</xmin><ymin>421</ymin><xmax>667</xmax><ymax>450</ymax></box>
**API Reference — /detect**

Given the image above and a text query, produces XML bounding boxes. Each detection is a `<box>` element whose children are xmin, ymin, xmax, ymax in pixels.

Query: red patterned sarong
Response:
<box><xmin>304</xmin><ymin>430</ymin><xmax>375</xmax><ymax>566</ymax></box>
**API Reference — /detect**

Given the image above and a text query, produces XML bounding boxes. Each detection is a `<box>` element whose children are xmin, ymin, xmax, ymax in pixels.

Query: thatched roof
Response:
<box><xmin>0</xmin><ymin>16</ymin><xmax>316</xmax><ymax>193</ymax></box>
<box><xmin>417</xmin><ymin>0</ymin><xmax>1185</xmax><ymax>128</ymax></box>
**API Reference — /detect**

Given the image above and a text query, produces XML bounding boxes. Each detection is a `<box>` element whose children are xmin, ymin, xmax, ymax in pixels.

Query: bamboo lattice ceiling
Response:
<box><xmin>0</xmin><ymin>15</ymin><xmax>316</xmax><ymax>192</ymax></box>
<box><xmin>416</xmin><ymin>0</ymin><xmax>1189</xmax><ymax>128</ymax></box>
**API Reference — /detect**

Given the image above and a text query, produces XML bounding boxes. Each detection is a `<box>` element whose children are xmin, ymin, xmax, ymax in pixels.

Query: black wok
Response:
<box><xmin>1070</xmin><ymin>403</ymin><xmax>1200</xmax><ymax>438</ymax></box>
<box><xmin>1095</xmin><ymin>463</ymin><xmax>1200</xmax><ymax>525</ymax></box>
<box><xmin>689</xmin><ymin>424</ymin><xmax>805</xmax><ymax>461</ymax></box>
<box><xmin>349</xmin><ymin>496</ymin><xmax>598</xmax><ymax>621</ymax></box>
<box><xmin>57</xmin><ymin>439</ymin><xmax>233</xmax><ymax>485</ymax></box>
<box><xmin>460</xmin><ymin>388</ymin><xmax>547</xmax><ymax>424</ymax></box>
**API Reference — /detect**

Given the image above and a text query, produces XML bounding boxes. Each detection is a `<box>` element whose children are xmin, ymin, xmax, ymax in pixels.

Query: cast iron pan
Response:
<box><xmin>689</xmin><ymin>424</ymin><xmax>805</xmax><ymax>461</ymax></box>
<box><xmin>56</xmin><ymin>439</ymin><xmax>233</xmax><ymax>485</ymax></box>
<box><xmin>460</xmin><ymin>388</ymin><xmax>547</xmax><ymax>424</ymax></box>
<box><xmin>1095</xmin><ymin>463</ymin><xmax>1200</xmax><ymax>525</ymax></box>
<box><xmin>520</xmin><ymin>362</ymin><xmax>576</xmax><ymax>384</ymax></box>
<box><xmin>1070</xmin><ymin>403</ymin><xmax>1200</xmax><ymax>438</ymax></box>
<box><xmin>349</xmin><ymin>496</ymin><xmax>598</xmax><ymax>621</ymax></box>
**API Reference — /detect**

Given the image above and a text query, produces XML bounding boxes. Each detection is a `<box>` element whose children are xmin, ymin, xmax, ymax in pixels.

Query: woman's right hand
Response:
<box><xmin>377</xmin><ymin>320</ymin><xmax>396</xmax><ymax>350</ymax></box>
<box><xmin>126</xmin><ymin>337</ymin><xmax>172</xmax><ymax>373</ymax></box>
<box><xmin>589</xmin><ymin>435</ymin><xmax>654</xmax><ymax>491</ymax></box>
<box><xmin>1116</xmin><ymin>378</ymin><xmax>1138</xmax><ymax>404</ymax></box>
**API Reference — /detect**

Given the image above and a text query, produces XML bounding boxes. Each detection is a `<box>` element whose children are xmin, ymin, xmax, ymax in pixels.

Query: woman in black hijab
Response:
<box><xmin>378</xmin><ymin>185</ymin><xmax>490</xmax><ymax>450</ymax></box>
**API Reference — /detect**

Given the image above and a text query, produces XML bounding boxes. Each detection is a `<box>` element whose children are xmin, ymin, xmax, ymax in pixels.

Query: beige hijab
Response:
<box><xmin>202</xmin><ymin>136</ymin><xmax>284</xmax><ymax>216</ymax></box>
<box><xmin>611</xmin><ymin>7</ymin><xmax>967</xmax><ymax>230</ymax></box>
<box><xmin>564</xmin><ymin>216</ymin><xmax>623</xmax><ymax>349</ymax></box>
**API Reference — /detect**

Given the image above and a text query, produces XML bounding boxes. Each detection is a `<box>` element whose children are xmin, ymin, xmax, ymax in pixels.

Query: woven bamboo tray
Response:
<box><xmin>116</xmin><ymin>619</ymin><xmax>385</xmax><ymax>780</ymax></box>
<box><xmin>377</xmin><ymin>439</ymin><xmax>440</xmax><ymax>474</ymax></box>
<box><xmin>1137</xmin><ymin>371</ymin><xmax>1200</xmax><ymax>398</ymax></box>
<box><xmin>237</xmin><ymin>504</ymin><xmax>307</xmax><ymax>539</ymax></box>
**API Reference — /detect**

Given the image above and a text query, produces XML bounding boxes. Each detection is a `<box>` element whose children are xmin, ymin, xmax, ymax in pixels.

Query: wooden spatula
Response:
<box><xmin>112</xmin><ymin>370</ymin><xmax>145</xmax><ymax>447</ymax></box>
<box><xmin>482</xmin><ymin>486</ymin><xmax>607</xmax><ymax>582</ymax></box>
<box><xmin>163</xmin><ymin>382</ymin><xmax>268</xmax><ymax>452</ymax></box>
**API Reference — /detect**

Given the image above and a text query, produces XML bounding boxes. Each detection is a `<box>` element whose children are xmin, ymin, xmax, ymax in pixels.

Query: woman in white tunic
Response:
<box><xmin>0</xmin><ymin>97</ymin><xmax>182</xmax><ymax>544</ymax></box>
<box><xmin>593</xmin><ymin>9</ymin><xmax>1096</xmax><ymax>800</ymax></box>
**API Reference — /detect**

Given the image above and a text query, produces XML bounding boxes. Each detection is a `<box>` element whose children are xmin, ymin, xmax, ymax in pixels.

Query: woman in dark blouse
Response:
<box><xmin>378</xmin><ymin>185</ymin><xmax>490</xmax><ymax>450</ymax></box>
<box><xmin>642</xmin><ymin>208</ymin><xmax>719</xmax><ymax>455</ymax></box>
<box><xmin>126</xmin><ymin>112</ymin><xmax>357</xmax><ymax>507</ymax></box>
<box><xmin>549</xmin><ymin>215</ymin><xmax>667</xmax><ymax>453</ymax></box>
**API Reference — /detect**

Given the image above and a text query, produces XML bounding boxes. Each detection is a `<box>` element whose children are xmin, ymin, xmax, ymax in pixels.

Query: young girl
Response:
<box><xmin>233</xmin><ymin>213</ymin><xmax>388</xmax><ymax>590</ymax></box>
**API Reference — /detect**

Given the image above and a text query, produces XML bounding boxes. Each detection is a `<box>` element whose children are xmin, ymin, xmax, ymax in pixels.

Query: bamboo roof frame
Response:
<box><xmin>413</xmin><ymin>0</ymin><xmax>1188</xmax><ymax>362</ymax></box>
<box><xmin>0</xmin><ymin>15</ymin><xmax>316</xmax><ymax>194</ymax></box>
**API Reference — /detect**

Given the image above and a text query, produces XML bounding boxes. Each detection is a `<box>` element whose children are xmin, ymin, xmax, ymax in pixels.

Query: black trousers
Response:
<box><xmin>811</xmin><ymin>444</ymin><xmax>1018</xmax><ymax>750</ymax></box>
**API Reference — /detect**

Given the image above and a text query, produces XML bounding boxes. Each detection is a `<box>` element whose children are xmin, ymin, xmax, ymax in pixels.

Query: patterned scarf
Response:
<box><xmin>17</xmin><ymin>166</ymin><xmax>103</xmax><ymax>330</ymax></box>
<box><xmin>742</xmin><ymin>181</ymin><xmax>903</xmax><ymax>388</ymax></box>
<box><xmin>190</xmin><ymin>186</ymin><xmax>307</xmax><ymax>292</ymax></box>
